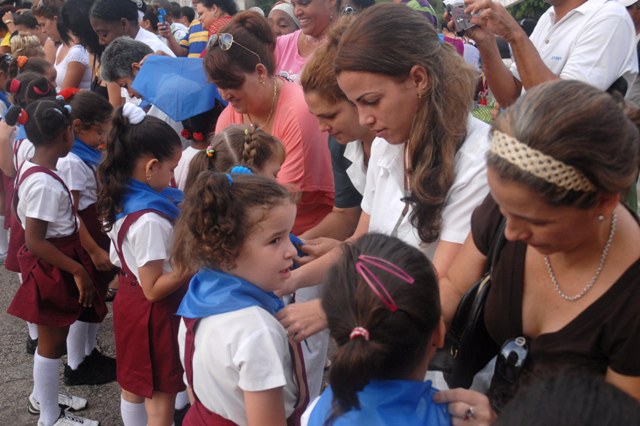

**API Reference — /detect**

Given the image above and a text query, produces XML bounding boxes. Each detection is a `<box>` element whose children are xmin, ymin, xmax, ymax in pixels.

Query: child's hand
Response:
<box><xmin>73</xmin><ymin>268</ymin><xmax>95</xmax><ymax>308</ymax></box>
<box><xmin>89</xmin><ymin>247</ymin><xmax>115</xmax><ymax>272</ymax></box>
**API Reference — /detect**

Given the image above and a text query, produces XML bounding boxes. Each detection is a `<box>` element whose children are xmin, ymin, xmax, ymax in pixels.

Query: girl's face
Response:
<box><xmin>268</xmin><ymin>9</ymin><xmax>298</xmax><ymax>37</ymax></box>
<box><xmin>304</xmin><ymin>90</ymin><xmax>372</xmax><ymax>145</ymax></box>
<box><xmin>36</xmin><ymin>16</ymin><xmax>61</xmax><ymax>42</ymax></box>
<box><xmin>146</xmin><ymin>148</ymin><xmax>182</xmax><ymax>191</ymax></box>
<box><xmin>291</xmin><ymin>0</ymin><xmax>335</xmax><ymax>37</ymax></box>
<box><xmin>258</xmin><ymin>150</ymin><xmax>285</xmax><ymax>180</ymax></box>
<box><xmin>228</xmin><ymin>201</ymin><xmax>297</xmax><ymax>292</ymax></box>
<box><xmin>90</xmin><ymin>17</ymin><xmax>129</xmax><ymax>46</ymax></box>
<box><xmin>75</xmin><ymin>119</ymin><xmax>111</xmax><ymax>149</ymax></box>
<box><xmin>337</xmin><ymin>70</ymin><xmax>421</xmax><ymax>145</ymax></box>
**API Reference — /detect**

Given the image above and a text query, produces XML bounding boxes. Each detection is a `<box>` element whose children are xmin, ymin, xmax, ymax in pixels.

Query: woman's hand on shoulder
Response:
<box><xmin>433</xmin><ymin>388</ymin><xmax>496</xmax><ymax>426</ymax></box>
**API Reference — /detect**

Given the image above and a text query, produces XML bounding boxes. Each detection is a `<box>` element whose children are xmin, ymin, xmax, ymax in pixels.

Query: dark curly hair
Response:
<box><xmin>172</xmin><ymin>171</ymin><xmax>293</xmax><ymax>275</ymax></box>
<box><xmin>23</xmin><ymin>98</ymin><xmax>72</xmax><ymax>146</ymax></box>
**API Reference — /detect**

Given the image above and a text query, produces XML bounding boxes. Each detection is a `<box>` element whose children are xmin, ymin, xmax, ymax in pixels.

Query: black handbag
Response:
<box><xmin>430</xmin><ymin>218</ymin><xmax>507</xmax><ymax>389</ymax></box>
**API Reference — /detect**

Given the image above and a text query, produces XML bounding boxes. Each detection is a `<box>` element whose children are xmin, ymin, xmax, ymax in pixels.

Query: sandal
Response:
<box><xmin>105</xmin><ymin>287</ymin><xmax>118</xmax><ymax>302</ymax></box>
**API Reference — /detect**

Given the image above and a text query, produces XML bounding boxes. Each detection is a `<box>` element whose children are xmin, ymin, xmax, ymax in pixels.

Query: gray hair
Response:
<box><xmin>100</xmin><ymin>36</ymin><xmax>153</xmax><ymax>82</ymax></box>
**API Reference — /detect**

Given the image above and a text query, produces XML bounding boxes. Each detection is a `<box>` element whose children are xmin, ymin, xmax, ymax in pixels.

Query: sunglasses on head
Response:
<box><xmin>208</xmin><ymin>33</ymin><xmax>262</xmax><ymax>64</ymax></box>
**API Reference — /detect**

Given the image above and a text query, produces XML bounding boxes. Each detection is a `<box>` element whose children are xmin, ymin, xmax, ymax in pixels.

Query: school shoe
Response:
<box><xmin>28</xmin><ymin>392</ymin><xmax>88</xmax><ymax>415</ymax></box>
<box><xmin>38</xmin><ymin>408</ymin><xmax>99</xmax><ymax>426</ymax></box>
<box><xmin>174</xmin><ymin>403</ymin><xmax>190</xmax><ymax>426</ymax></box>
<box><xmin>63</xmin><ymin>350</ymin><xmax>116</xmax><ymax>386</ymax></box>
<box><xmin>26</xmin><ymin>336</ymin><xmax>38</xmax><ymax>355</ymax></box>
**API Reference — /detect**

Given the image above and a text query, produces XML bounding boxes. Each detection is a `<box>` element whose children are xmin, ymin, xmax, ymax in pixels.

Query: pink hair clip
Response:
<box><xmin>349</xmin><ymin>326</ymin><xmax>370</xmax><ymax>341</ymax></box>
<box><xmin>355</xmin><ymin>254</ymin><xmax>414</xmax><ymax>312</ymax></box>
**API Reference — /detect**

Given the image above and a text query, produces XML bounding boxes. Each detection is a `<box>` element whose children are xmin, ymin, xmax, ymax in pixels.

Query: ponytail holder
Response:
<box><xmin>181</xmin><ymin>128</ymin><xmax>191</xmax><ymax>139</ymax></box>
<box><xmin>64</xmin><ymin>105</ymin><xmax>72</xmax><ymax>113</ymax></box>
<box><xmin>59</xmin><ymin>87</ymin><xmax>80</xmax><ymax>101</ymax></box>
<box><xmin>230</xmin><ymin>165</ymin><xmax>253</xmax><ymax>175</ymax></box>
<box><xmin>205</xmin><ymin>145</ymin><xmax>215</xmax><ymax>157</ymax></box>
<box><xmin>122</xmin><ymin>102</ymin><xmax>146</xmax><ymax>125</ymax></box>
<box><xmin>17</xmin><ymin>55</ymin><xmax>27</xmax><ymax>69</ymax></box>
<box><xmin>17</xmin><ymin>109</ymin><xmax>28</xmax><ymax>125</ymax></box>
<box><xmin>349</xmin><ymin>327</ymin><xmax>369</xmax><ymax>341</ymax></box>
<box><xmin>8</xmin><ymin>78</ymin><xmax>20</xmax><ymax>94</ymax></box>
<box><xmin>226</xmin><ymin>173</ymin><xmax>233</xmax><ymax>186</ymax></box>
<box><xmin>193</xmin><ymin>131</ymin><xmax>205</xmax><ymax>141</ymax></box>
<box><xmin>33</xmin><ymin>83</ymin><xmax>51</xmax><ymax>96</ymax></box>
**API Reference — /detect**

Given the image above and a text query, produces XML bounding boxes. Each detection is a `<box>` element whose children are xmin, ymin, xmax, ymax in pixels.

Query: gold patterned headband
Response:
<box><xmin>490</xmin><ymin>130</ymin><xmax>596</xmax><ymax>192</ymax></box>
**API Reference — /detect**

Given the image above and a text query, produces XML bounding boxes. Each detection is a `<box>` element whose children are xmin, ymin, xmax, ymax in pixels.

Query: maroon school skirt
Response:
<box><xmin>114</xmin><ymin>271</ymin><xmax>187</xmax><ymax>398</ymax></box>
<box><xmin>6</xmin><ymin>233</ymin><xmax>107</xmax><ymax>327</ymax></box>
<box><xmin>78</xmin><ymin>204</ymin><xmax>117</xmax><ymax>298</ymax></box>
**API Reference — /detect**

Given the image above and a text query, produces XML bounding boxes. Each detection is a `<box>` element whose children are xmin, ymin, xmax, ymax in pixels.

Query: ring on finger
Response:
<box><xmin>463</xmin><ymin>406</ymin><xmax>475</xmax><ymax>421</ymax></box>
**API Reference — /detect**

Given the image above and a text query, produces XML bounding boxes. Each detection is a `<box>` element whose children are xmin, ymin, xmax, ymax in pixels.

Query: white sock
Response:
<box><xmin>175</xmin><ymin>390</ymin><xmax>189</xmax><ymax>409</ymax></box>
<box><xmin>0</xmin><ymin>216</ymin><xmax>8</xmax><ymax>254</ymax></box>
<box><xmin>27</xmin><ymin>322</ymin><xmax>38</xmax><ymax>340</ymax></box>
<box><xmin>34</xmin><ymin>352</ymin><xmax>61</xmax><ymax>426</ymax></box>
<box><xmin>85</xmin><ymin>323</ymin><xmax>99</xmax><ymax>357</ymax></box>
<box><xmin>66</xmin><ymin>321</ymin><xmax>89</xmax><ymax>370</ymax></box>
<box><xmin>120</xmin><ymin>396</ymin><xmax>148</xmax><ymax>426</ymax></box>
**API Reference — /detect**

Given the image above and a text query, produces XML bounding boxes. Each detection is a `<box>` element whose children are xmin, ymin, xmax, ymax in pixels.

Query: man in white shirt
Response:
<box><xmin>465</xmin><ymin>0</ymin><xmax>638</xmax><ymax>106</ymax></box>
<box><xmin>621</xmin><ymin>0</ymin><xmax>640</xmax><ymax>105</ymax></box>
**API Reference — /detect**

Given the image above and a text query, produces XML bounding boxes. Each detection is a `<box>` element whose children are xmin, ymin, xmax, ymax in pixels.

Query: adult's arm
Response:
<box><xmin>299</xmin><ymin>206</ymin><xmax>361</xmax><ymax>241</ymax></box>
<box><xmin>606</xmin><ymin>369</ymin><xmax>640</xmax><ymax>401</ymax></box>
<box><xmin>60</xmin><ymin>61</ymin><xmax>87</xmax><ymax>90</ymax></box>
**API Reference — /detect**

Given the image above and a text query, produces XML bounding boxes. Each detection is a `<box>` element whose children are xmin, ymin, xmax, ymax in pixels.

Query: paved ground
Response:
<box><xmin>0</xmin><ymin>268</ymin><xmax>122</xmax><ymax>426</ymax></box>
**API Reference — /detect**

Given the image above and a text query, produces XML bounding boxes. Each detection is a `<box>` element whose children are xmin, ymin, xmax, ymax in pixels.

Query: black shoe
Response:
<box><xmin>174</xmin><ymin>403</ymin><xmax>190</xmax><ymax>426</ymax></box>
<box><xmin>26</xmin><ymin>336</ymin><xmax>38</xmax><ymax>355</ymax></box>
<box><xmin>63</xmin><ymin>350</ymin><xmax>116</xmax><ymax>386</ymax></box>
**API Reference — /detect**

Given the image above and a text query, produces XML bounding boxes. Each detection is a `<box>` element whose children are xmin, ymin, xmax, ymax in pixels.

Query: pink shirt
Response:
<box><xmin>275</xmin><ymin>30</ymin><xmax>306</xmax><ymax>82</ymax></box>
<box><xmin>215</xmin><ymin>79</ymin><xmax>334</xmax><ymax>234</ymax></box>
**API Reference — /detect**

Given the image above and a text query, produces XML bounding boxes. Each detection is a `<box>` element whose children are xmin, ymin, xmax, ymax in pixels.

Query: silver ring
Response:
<box><xmin>463</xmin><ymin>406</ymin><xmax>475</xmax><ymax>421</ymax></box>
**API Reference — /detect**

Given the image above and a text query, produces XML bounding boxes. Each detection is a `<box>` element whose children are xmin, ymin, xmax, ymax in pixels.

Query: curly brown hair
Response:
<box><xmin>172</xmin><ymin>171</ymin><xmax>294</xmax><ymax>275</ymax></box>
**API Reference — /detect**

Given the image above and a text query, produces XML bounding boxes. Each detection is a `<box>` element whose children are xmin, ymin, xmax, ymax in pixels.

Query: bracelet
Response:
<box><xmin>3</xmin><ymin>20</ymin><xmax>12</xmax><ymax>24</ymax></box>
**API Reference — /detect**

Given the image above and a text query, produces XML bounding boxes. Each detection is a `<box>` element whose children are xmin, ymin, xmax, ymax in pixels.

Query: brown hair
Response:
<box><xmin>172</xmin><ymin>172</ymin><xmax>294</xmax><ymax>275</ymax></box>
<box><xmin>490</xmin><ymin>80</ymin><xmax>640</xmax><ymax>208</ymax></box>
<box><xmin>322</xmin><ymin>233</ymin><xmax>441</xmax><ymax>419</ymax></box>
<box><xmin>183</xmin><ymin>124</ymin><xmax>285</xmax><ymax>189</ymax></box>
<box><xmin>300</xmin><ymin>16</ymin><xmax>353</xmax><ymax>103</ymax></box>
<box><xmin>32</xmin><ymin>0</ymin><xmax>65</xmax><ymax>18</ymax></box>
<box><xmin>334</xmin><ymin>3</ymin><xmax>478</xmax><ymax>243</ymax></box>
<box><xmin>203</xmin><ymin>11</ymin><xmax>276</xmax><ymax>89</ymax></box>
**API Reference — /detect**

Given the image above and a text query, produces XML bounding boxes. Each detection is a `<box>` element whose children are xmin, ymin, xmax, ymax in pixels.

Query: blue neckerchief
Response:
<box><xmin>115</xmin><ymin>178</ymin><xmax>183</xmax><ymax>221</ymax></box>
<box><xmin>289</xmin><ymin>233</ymin><xmax>306</xmax><ymax>270</ymax></box>
<box><xmin>71</xmin><ymin>138</ymin><xmax>102</xmax><ymax>167</ymax></box>
<box><xmin>178</xmin><ymin>268</ymin><xmax>284</xmax><ymax>319</ymax></box>
<box><xmin>309</xmin><ymin>380</ymin><xmax>451</xmax><ymax>426</ymax></box>
<box><xmin>16</xmin><ymin>124</ymin><xmax>26</xmax><ymax>140</ymax></box>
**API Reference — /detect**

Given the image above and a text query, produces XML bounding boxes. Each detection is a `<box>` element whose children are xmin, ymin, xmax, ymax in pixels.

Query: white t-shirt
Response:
<box><xmin>57</xmin><ymin>152</ymin><xmax>97</xmax><ymax>211</ymax></box>
<box><xmin>174</xmin><ymin>145</ymin><xmax>201</xmax><ymax>191</ymax></box>
<box><xmin>344</xmin><ymin>140</ymin><xmax>367</xmax><ymax>196</ymax></box>
<box><xmin>55</xmin><ymin>44</ymin><xmax>92</xmax><ymax>90</ymax></box>
<box><xmin>511</xmin><ymin>0</ymin><xmax>638</xmax><ymax>90</ymax></box>
<box><xmin>14</xmin><ymin>138</ymin><xmax>34</xmax><ymax>170</ymax></box>
<box><xmin>362</xmin><ymin>115</ymin><xmax>490</xmax><ymax>259</ymax></box>
<box><xmin>177</xmin><ymin>306</ymin><xmax>298</xmax><ymax>426</ymax></box>
<box><xmin>135</xmin><ymin>27</ymin><xmax>176</xmax><ymax>57</ymax></box>
<box><xmin>107</xmin><ymin>212</ymin><xmax>173</xmax><ymax>283</ymax></box>
<box><xmin>17</xmin><ymin>161</ymin><xmax>77</xmax><ymax>238</ymax></box>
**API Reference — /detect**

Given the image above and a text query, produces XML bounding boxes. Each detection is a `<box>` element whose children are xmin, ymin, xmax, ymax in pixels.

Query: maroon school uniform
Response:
<box><xmin>112</xmin><ymin>210</ymin><xmax>186</xmax><ymax>398</ymax></box>
<box><xmin>78</xmin><ymin>203</ymin><xmax>117</xmax><ymax>299</ymax></box>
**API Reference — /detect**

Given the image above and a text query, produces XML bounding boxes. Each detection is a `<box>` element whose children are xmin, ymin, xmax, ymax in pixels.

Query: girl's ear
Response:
<box><xmin>71</xmin><ymin>118</ymin><xmax>84</xmax><ymax>135</ymax></box>
<box><xmin>144</xmin><ymin>157</ymin><xmax>159</xmax><ymax>181</ymax></box>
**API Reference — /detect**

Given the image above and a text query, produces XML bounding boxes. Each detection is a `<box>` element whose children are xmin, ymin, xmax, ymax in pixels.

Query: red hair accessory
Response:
<box><xmin>8</xmin><ymin>79</ymin><xmax>20</xmax><ymax>94</ymax></box>
<box><xmin>16</xmin><ymin>56</ymin><xmax>28</xmax><ymax>69</ymax></box>
<box><xmin>17</xmin><ymin>109</ymin><xmax>28</xmax><ymax>125</ymax></box>
<box><xmin>181</xmin><ymin>128</ymin><xmax>191</xmax><ymax>139</ymax></box>
<box><xmin>32</xmin><ymin>83</ymin><xmax>52</xmax><ymax>96</ymax></box>
<box><xmin>355</xmin><ymin>254</ymin><xmax>415</xmax><ymax>312</ymax></box>
<box><xmin>192</xmin><ymin>131</ymin><xmax>205</xmax><ymax>141</ymax></box>
<box><xmin>59</xmin><ymin>87</ymin><xmax>80</xmax><ymax>101</ymax></box>
<box><xmin>349</xmin><ymin>327</ymin><xmax>370</xmax><ymax>341</ymax></box>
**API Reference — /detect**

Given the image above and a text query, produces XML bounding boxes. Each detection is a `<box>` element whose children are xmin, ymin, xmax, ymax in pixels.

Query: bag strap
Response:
<box><xmin>486</xmin><ymin>217</ymin><xmax>507</xmax><ymax>273</ymax></box>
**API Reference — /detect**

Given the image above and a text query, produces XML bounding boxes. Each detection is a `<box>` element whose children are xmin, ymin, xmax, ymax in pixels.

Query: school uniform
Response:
<box><xmin>107</xmin><ymin>179</ymin><xmax>186</xmax><ymax>398</ymax></box>
<box><xmin>7</xmin><ymin>161</ymin><xmax>107</xmax><ymax>326</ymax></box>
<box><xmin>177</xmin><ymin>269</ymin><xmax>308</xmax><ymax>426</ymax></box>
<box><xmin>2</xmin><ymin>126</ymin><xmax>30</xmax><ymax>235</ymax></box>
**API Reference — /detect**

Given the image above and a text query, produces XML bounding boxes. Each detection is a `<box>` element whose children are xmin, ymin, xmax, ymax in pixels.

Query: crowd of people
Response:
<box><xmin>1</xmin><ymin>0</ymin><xmax>640</xmax><ymax>425</ymax></box>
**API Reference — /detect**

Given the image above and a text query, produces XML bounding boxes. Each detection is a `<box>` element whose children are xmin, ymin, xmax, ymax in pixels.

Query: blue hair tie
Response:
<box><xmin>230</xmin><ymin>165</ymin><xmax>253</xmax><ymax>175</ymax></box>
<box><xmin>226</xmin><ymin>173</ymin><xmax>233</xmax><ymax>186</ymax></box>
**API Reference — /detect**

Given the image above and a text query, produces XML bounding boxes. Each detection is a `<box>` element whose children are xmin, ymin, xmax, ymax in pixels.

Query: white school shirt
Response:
<box><xmin>57</xmin><ymin>152</ymin><xmax>97</xmax><ymax>211</ymax></box>
<box><xmin>511</xmin><ymin>0</ymin><xmax>638</xmax><ymax>90</ymax></box>
<box><xmin>15</xmin><ymin>138</ymin><xmax>34</xmax><ymax>170</ymax></box>
<box><xmin>17</xmin><ymin>161</ymin><xmax>77</xmax><ymax>238</ymax></box>
<box><xmin>177</xmin><ymin>306</ymin><xmax>298</xmax><ymax>426</ymax></box>
<box><xmin>362</xmin><ymin>115</ymin><xmax>490</xmax><ymax>259</ymax></box>
<box><xmin>174</xmin><ymin>146</ymin><xmax>200</xmax><ymax>191</ymax></box>
<box><xmin>343</xmin><ymin>140</ymin><xmax>367</xmax><ymax>196</ymax></box>
<box><xmin>107</xmin><ymin>213</ymin><xmax>173</xmax><ymax>283</ymax></box>
<box><xmin>55</xmin><ymin>44</ymin><xmax>92</xmax><ymax>90</ymax></box>
<box><xmin>135</xmin><ymin>27</ymin><xmax>176</xmax><ymax>57</ymax></box>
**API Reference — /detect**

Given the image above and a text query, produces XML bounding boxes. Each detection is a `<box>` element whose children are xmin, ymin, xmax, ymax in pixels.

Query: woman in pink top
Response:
<box><xmin>274</xmin><ymin>0</ymin><xmax>341</xmax><ymax>82</ymax></box>
<box><xmin>207</xmin><ymin>12</ymin><xmax>334</xmax><ymax>235</ymax></box>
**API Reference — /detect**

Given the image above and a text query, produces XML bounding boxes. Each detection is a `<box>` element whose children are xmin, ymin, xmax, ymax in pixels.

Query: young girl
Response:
<box><xmin>56</xmin><ymin>89</ymin><xmax>116</xmax><ymax>386</ymax></box>
<box><xmin>173</xmin><ymin>171</ymin><xmax>306</xmax><ymax>426</ymax></box>
<box><xmin>6</xmin><ymin>99</ymin><xmax>105</xmax><ymax>426</ymax></box>
<box><xmin>96</xmin><ymin>103</ymin><xmax>186</xmax><ymax>426</ymax></box>
<box><xmin>183</xmin><ymin>124</ymin><xmax>285</xmax><ymax>189</ymax></box>
<box><xmin>305</xmin><ymin>233</ymin><xmax>450</xmax><ymax>425</ymax></box>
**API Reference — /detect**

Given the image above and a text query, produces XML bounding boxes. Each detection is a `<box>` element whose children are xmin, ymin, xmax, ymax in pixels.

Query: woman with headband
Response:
<box><xmin>268</xmin><ymin>1</ymin><xmax>300</xmax><ymax>37</ymax></box>
<box><xmin>435</xmin><ymin>79</ymin><xmax>640</xmax><ymax>423</ymax></box>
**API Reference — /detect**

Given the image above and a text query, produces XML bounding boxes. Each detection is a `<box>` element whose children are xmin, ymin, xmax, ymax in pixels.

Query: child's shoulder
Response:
<box><xmin>199</xmin><ymin>306</ymin><xmax>287</xmax><ymax>345</ymax></box>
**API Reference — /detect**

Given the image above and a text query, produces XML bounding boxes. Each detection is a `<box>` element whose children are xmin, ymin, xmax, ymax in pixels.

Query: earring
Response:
<box><xmin>597</xmin><ymin>214</ymin><xmax>605</xmax><ymax>221</ymax></box>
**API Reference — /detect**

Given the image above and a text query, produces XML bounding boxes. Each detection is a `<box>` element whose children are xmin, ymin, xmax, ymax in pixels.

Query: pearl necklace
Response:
<box><xmin>543</xmin><ymin>212</ymin><xmax>617</xmax><ymax>302</ymax></box>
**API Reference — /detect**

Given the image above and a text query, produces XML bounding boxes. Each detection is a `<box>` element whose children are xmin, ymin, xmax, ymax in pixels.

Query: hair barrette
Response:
<box><xmin>355</xmin><ymin>254</ymin><xmax>414</xmax><ymax>312</ymax></box>
<box><xmin>193</xmin><ymin>131</ymin><xmax>205</xmax><ymax>141</ymax></box>
<box><xmin>205</xmin><ymin>146</ymin><xmax>215</xmax><ymax>157</ymax></box>
<box><xmin>16</xmin><ymin>56</ymin><xmax>28</xmax><ymax>69</ymax></box>
<box><xmin>181</xmin><ymin>128</ymin><xmax>191</xmax><ymax>139</ymax></box>
<box><xmin>17</xmin><ymin>109</ymin><xmax>28</xmax><ymax>125</ymax></box>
